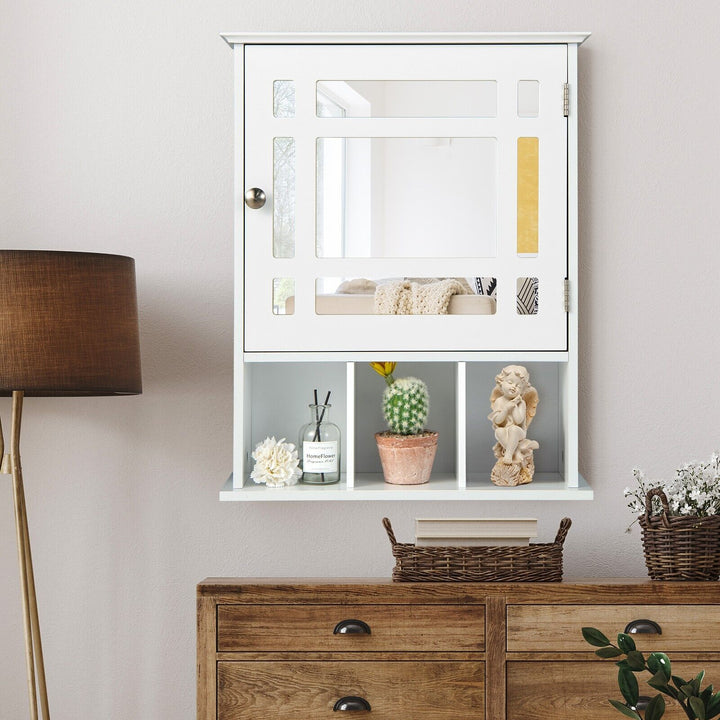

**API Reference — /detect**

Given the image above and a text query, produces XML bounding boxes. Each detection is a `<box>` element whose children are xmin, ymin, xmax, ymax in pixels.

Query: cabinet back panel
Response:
<box><xmin>354</xmin><ymin>361</ymin><xmax>456</xmax><ymax>473</ymax></box>
<box><xmin>466</xmin><ymin>362</ymin><xmax>561</xmax><ymax>473</ymax></box>
<box><xmin>248</xmin><ymin>362</ymin><xmax>348</xmax><ymax>471</ymax></box>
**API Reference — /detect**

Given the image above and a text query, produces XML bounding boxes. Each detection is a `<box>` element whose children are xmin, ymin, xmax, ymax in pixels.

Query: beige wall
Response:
<box><xmin>2</xmin><ymin>0</ymin><xmax>719</xmax><ymax>717</ymax></box>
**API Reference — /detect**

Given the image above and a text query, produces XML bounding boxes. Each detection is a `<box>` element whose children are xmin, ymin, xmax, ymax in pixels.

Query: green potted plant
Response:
<box><xmin>370</xmin><ymin>362</ymin><xmax>437</xmax><ymax>485</ymax></box>
<box><xmin>583</xmin><ymin>626</ymin><xmax>720</xmax><ymax>719</ymax></box>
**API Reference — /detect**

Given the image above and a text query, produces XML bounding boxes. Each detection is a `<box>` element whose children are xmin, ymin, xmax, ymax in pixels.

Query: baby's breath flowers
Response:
<box><xmin>624</xmin><ymin>453</ymin><xmax>720</xmax><ymax>530</ymax></box>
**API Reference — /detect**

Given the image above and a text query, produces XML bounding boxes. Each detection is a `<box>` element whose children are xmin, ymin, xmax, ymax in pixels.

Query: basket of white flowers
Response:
<box><xmin>625</xmin><ymin>454</ymin><xmax>720</xmax><ymax>580</ymax></box>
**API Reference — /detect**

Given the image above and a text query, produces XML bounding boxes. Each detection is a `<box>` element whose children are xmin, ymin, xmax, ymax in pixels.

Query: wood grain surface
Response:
<box><xmin>507</xmin><ymin>604</ymin><xmax>720</xmax><ymax>652</ymax></box>
<box><xmin>508</xmin><ymin>661</ymin><xmax>720</xmax><ymax>720</ymax></box>
<box><xmin>217</xmin><ymin>603</ymin><xmax>484</xmax><ymax>652</ymax></box>
<box><xmin>198</xmin><ymin>579</ymin><xmax>720</xmax><ymax>720</ymax></box>
<box><xmin>218</xmin><ymin>661</ymin><xmax>484</xmax><ymax>719</ymax></box>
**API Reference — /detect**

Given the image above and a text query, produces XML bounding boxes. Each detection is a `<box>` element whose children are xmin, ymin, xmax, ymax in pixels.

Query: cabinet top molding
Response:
<box><xmin>221</xmin><ymin>32</ymin><xmax>591</xmax><ymax>48</ymax></box>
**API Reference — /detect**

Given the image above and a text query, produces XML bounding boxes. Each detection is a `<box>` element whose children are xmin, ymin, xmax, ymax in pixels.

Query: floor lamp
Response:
<box><xmin>0</xmin><ymin>250</ymin><xmax>142</xmax><ymax>720</ymax></box>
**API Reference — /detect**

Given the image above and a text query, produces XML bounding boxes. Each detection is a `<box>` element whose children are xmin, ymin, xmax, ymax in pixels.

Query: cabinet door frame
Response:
<box><xmin>243</xmin><ymin>43</ymin><xmax>569</xmax><ymax>353</ymax></box>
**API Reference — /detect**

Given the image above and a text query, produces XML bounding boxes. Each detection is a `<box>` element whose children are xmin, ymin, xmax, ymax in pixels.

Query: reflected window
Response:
<box><xmin>517</xmin><ymin>80</ymin><xmax>539</xmax><ymax>118</ymax></box>
<box><xmin>273</xmin><ymin>278</ymin><xmax>294</xmax><ymax>315</ymax></box>
<box><xmin>273</xmin><ymin>80</ymin><xmax>295</xmax><ymax>118</ymax></box>
<box><xmin>317</xmin><ymin>80</ymin><xmax>497</xmax><ymax>118</ymax></box>
<box><xmin>317</xmin><ymin>137</ymin><xmax>497</xmax><ymax>259</ymax></box>
<box><xmin>273</xmin><ymin>137</ymin><xmax>295</xmax><ymax>258</ymax></box>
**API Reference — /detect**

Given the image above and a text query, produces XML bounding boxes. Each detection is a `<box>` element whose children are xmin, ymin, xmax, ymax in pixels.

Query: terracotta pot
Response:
<box><xmin>375</xmin><ymin>431</ymin><xmax>438</xmax><ymax>485</ymax></box>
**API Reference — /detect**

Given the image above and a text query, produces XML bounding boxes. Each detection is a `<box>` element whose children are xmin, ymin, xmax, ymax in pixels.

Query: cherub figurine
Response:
<box><xmin>488</xmin><ymin>365</ymin><xmax>539</xmax><ymax>486</ymax></box>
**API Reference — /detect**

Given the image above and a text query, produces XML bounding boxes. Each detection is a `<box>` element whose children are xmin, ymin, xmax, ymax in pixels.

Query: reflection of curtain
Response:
<box><xmin>474</xmin><ymin>277</ymin><xmax>497</xmax><ymax>298</ymax></box>
<box><xmin>516</xmin><ymin>277</ymin><xmax>539</xmax><ymax>315</ymax></box>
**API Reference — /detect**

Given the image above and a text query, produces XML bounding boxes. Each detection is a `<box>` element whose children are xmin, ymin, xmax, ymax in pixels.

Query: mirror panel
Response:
<box><xmin>273</xmin><ymin>278</ymin><xmax>294</xmax><ymax>315</ymax></box>
<box><xmin>317</xmin><ymin>80</ymin><xmax>497</xmax><ymax>118</ymax></box>
<box><xmin>273</xmin><ymin>80</ymin><xmax>296</xmax><ymax>118</ymax></box>
<box><xmin>517</xmin><ymin>137</ymin><xmax>539</xmax><ymax>257</ymax></box>
<box><xmin>517</xmin><ymin>80</ymin><xmax>539</xmax><ymax>117</ymax></box>
<box><xmin>313</xmin><ymin>277</ymin><xmax>497</xmax><ymax>316</ymax></box>
<box><xmin>517</xmin><ymin>277</ymin><xmax>539</xmax><ymax>315</ymax></box>
<box><xmin>317</xmin><ymin>137</ymin><xmax>497</xmax><ymax>259</ymax></box>
<box><xmin>273</xmin><ymin>137</ymin><xmax>295</xmax><ymax>258</ymax></box>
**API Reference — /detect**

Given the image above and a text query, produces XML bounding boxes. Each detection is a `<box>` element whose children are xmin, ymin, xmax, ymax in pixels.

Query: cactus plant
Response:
<box><xmin>382</xmin><ymin>377</ymin><xmax>429</xmax><ymax>435</ymax></box>
<box><xmin>370</xmin><ymin>362</ymin><xmax>429</xmax><ymax>435</ymax></box>
<box><xmin>370</xmin><ymin>362</ymin><xmax>437</xmax><ymax>485</ymax></box>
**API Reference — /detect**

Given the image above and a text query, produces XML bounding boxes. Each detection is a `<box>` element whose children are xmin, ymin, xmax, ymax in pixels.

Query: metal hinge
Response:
<box><xmin>563</xmin><ymin>83</ymin><xmax>570</xmax><ymax>117</ymax></box>
<box><xmin>563</xmin><ymin>278</ymin><xmax>570</xmax><ymax>313</ymax></box>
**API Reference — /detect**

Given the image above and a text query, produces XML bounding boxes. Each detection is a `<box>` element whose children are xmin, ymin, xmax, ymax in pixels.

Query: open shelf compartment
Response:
<box><xmin>227</xmin><ymin>359</ymin><xmax>592</xmax><ymax>501</ymax></box>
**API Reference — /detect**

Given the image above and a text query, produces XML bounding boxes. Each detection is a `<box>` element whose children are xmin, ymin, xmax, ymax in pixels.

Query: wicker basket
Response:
<box><xmin>382</xmin><ymin>516</ymin><xmax>571</xmax><ymax>582</ymax></box>
<box><xmin>640</xmin><ymin>487</ymin><xmax>720</xmax><ymax>581</ymax></box>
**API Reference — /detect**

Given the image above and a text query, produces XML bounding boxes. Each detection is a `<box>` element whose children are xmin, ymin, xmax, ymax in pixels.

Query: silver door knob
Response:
<box><xmin>244</xmin><ymin>188</ymin><xmax>267</xmax><ymax>209</ymax></box>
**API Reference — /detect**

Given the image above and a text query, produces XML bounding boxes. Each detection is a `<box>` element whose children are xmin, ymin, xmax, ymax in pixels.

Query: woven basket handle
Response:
<box><xmin>554</xmin><ymin>517</ymin><xmax>572</xmax><ymax>546</ymax></box>
<box><xmin>382</xmin><ymin>517</ymin><xmax>398</xmax><ymax>547</ymax></box>
<box><xmin>644</xmin><ymin>487</ymin><xmax>671</xmax><ymax>521</ymax></box>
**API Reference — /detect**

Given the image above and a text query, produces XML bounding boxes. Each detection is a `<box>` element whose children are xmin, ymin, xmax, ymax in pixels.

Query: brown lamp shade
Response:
<box><xmin>0</xmin><ymin>250</ymin><xmax>142</xmax><ymax>396</ymax></box>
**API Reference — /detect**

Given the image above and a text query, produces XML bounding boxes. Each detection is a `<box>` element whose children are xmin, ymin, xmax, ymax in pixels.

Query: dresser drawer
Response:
<box><xmin>218</xmin><ymin>661</ymin><xmax>484</xmax><ymax>719</ymax></box>
<box><xmin>217</xmin><ymin>604</ymin><xmax>484</xmax><ymax>652</ymax></box>
<box><xmin>507</xmin><ymin>604</ymin><xmax>720</xmax><ymax>652</ymax></box>
<box><xmin>508</xmin><ymin>661</ymin><xmax>720</xmax><ymax>719</ymax></box>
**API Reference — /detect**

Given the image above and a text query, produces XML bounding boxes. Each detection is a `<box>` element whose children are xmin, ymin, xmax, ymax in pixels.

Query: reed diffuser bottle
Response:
<box><xmin>298</xmin><ymin>392</ymin><xmax>341</xmax><ymax>484</ymax></box>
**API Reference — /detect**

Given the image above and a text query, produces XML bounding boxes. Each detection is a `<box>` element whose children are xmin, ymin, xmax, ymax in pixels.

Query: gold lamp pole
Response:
<box><xmin>2</xmin><ymin>392</ymin><xmax>49</xmax><ymax>719</ymax></box>
<box><xmin>0</xmin><ymin>251</ymin><xmax>142</xmax><ymax>719</ymax></box>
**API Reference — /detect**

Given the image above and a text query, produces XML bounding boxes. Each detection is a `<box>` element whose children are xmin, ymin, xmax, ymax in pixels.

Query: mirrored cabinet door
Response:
<box><xmin>243</xmin><ymin>43</ymin><xmax>568</xmax><ymax>353</ymax></box>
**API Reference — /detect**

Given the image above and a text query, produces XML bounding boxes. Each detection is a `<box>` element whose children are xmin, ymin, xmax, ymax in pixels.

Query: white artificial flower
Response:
<box><xmin>628</xmin><ymin>452</ymin><xmax>720</xmax><ymax>521</ymax></box>
<box><xmin>251</xmin><ymin>436</ymin><xmax>302</xmax><ymax>487</ymax></box>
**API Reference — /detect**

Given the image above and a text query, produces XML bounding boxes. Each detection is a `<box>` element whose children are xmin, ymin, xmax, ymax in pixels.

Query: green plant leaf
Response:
<box><xmin>597</xmin><ymin>646</ymin><xmax>624</xmax><ymax>658</ymax></box>
<box><xmin>644</xmin><ymin>694</ymin><xmax>666</xmax><ymax>720</ymax></box>
<box><xmin>673</xmin><ymin>676</ymin><xmax>690</xmax><ymax>690</ymax></box>
<box><xmin>648</xmin><ymin>670</ymin><xmax>671</xmax><ymax>692</ymax></box>
<box><xmin>583</xmin><ymin>627</ymin><xmax>611</xmax><ymax>647</ymax></box>
<box><xmin>647</xmin><ymin>654</ymin><xmax>662</xmax><ymax>675</ymax></box>
<box><xmin>689</xmin><ymin>695</ymin><xmax>706</xmax><ymax>720</ymax></box>
<box><xmin>682</xmin><ymin>684</ymin><xmax>697</xmax><ymax>699</ymax></box>
<box><xmin>697</xmin><ymin>672</ymin><xmax>707</xmax><ymax>687</ymax></box>
<box><xmin>647</xmin><ymin>652</ymin><xmax>672</xmax><ymax>680</ymax></box>
<box><xmin>626</xmin><ymin>650</ymin><xmax>646</xmax><ymax>670</ymax></box>
<box><xmin>608</xmin><ymin>699</ymin><xmax>642</xmax><ymax>719</ymax></box>
<box><xmin>618</xmin><ymin>633</ymin><xmax>637</xmax><ymax>653</ymax></box>
<box><xmin>619</xmin><ymin>668</ymin><xmax>640</xmax><ymax>706</ymax></box>
<box><xmin>706</xmin><ymin>691</ymin><xmax>720</xmax><ymax>719</ymax></box>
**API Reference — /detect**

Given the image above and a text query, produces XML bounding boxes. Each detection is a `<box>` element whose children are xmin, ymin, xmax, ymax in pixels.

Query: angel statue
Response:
<box><xmin>488</xmin><ymin>365</ymin><xmax>539</xmax><ymax>486</ymax></box>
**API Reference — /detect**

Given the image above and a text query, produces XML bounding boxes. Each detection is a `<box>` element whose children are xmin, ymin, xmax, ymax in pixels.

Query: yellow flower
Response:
<box><xmin>370</xmin><ymin>362</ymin><xmax>396</xmax><ymax>385</ymax></box>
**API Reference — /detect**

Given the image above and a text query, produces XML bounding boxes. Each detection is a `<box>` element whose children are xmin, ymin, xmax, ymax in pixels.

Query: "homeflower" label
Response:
<box><xmin>303</xmin><ymin>441</ymin><xmax>338</xmax><ymax>473</ymax></box>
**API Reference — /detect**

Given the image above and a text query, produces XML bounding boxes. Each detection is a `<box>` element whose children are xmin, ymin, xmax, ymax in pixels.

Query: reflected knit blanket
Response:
<box><xmin>374</xmin><ymin>279</ymin><xmax>468</xmax><ymax>315</ymax></box>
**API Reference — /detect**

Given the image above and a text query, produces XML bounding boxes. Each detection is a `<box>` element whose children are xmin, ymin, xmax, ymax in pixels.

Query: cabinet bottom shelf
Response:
<box><xmin>219</xmin><ymin>473</ymin><xmax>593</xmax><ymax>501</ymax></box>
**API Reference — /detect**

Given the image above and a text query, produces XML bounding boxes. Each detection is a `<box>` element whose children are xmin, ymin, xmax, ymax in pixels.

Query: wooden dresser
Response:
<box><xmin>198</xmin><ymin>579</ymin><xmax>720</xmax><ymax>720</ymax></box>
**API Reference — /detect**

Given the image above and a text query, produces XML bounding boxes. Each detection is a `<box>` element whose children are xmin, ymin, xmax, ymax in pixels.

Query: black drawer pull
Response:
<box><xmin>333</xmin><ymin>696</ymin><xmax>371</xmax><ymax>712</ymax></box>
<box><xmin>624</xmin><ymin>619</ymin><xmax>662</xmax><ymax>635</ymax></box>
<box><xmin>333</xmin><ymin>619</ymin><xmax>371</xmax><ymax>635</ymax></box>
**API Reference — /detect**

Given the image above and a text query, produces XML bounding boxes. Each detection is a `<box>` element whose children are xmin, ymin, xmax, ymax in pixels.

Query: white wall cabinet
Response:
<box><xmin>221</xmin><ymin>32</ymin><xmax>591</xmax><ymax>501</ymax></box>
